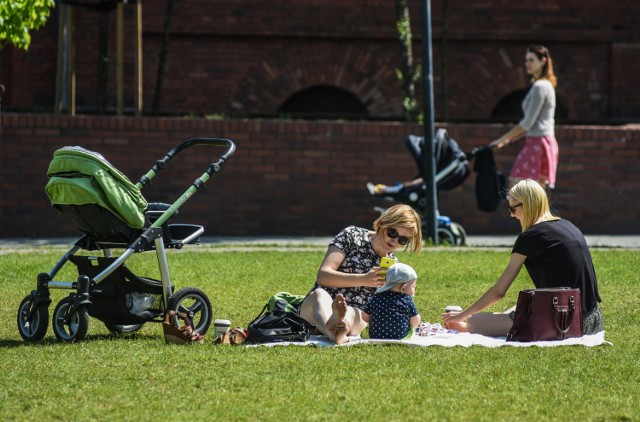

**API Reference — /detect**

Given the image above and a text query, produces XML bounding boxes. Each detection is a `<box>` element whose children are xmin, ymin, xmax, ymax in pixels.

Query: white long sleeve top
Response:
<box><xmin>519</xmin><ymin>79</ymin><xmax>556</xmax><ymax>137</ymax></box>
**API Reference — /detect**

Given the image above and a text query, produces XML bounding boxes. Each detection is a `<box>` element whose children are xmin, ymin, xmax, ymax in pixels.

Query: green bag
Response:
<box><xmin>266</xmin><ymin>291</ymin><xmax>307</xmax><ymax>314</ymax></box>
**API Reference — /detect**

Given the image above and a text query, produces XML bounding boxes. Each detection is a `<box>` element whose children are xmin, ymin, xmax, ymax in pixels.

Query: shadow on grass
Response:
<box><xmin>0</xmin><ymin>332</ymin><xmax>159</xmax><ymax>349</ymax></box>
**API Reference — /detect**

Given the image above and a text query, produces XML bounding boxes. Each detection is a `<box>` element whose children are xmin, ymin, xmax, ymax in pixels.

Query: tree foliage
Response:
<box><xmin>394</xmin><ymin>0</ymin><xmax>420</xmax><ymax>122</ymax></box>
<box><xmin>0</xmin><ymin>0</ymin><xmax>55</xmax><ymax>50</ymax></box>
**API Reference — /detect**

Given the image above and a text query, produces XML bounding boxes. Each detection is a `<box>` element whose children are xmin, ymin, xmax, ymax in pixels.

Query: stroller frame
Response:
<box><xmin>17</xmin><ymin>138</ymin><xmax>236</xmax><ymax>342</ymax></box>
<box><xmin>368</xmin><ymin>129</ymin><xmax>470</xmax><ymax>245</ymax></box>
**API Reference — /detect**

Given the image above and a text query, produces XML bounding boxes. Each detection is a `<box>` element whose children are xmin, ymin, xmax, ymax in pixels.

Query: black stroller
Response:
<box><xmin>367</xmin><ymin>129</ymin><xmax>470</xmax><ymax>245</ymax></box>
<box><xmin>17</xmin><ymin>138</ymin><xmax>235</xmax><ymax>342</ymax></box>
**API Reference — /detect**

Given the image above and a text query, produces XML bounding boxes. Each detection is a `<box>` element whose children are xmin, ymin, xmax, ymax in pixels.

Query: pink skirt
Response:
<box><xmin>509</xmin><ymin>135</ymin><xmax>559</xmax><ymax>187</ymax></box>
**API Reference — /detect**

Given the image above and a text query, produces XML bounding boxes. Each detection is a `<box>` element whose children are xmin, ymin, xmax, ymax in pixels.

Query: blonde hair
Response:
<box><xmin>373</xmin><ymin>204</ymin><xmax>423</xmax><ymax>252</ymax></box>
<box><xmin>508</xmin><ymin>179</ymin><xmax>559</xmax><ymax>231</ymax></box>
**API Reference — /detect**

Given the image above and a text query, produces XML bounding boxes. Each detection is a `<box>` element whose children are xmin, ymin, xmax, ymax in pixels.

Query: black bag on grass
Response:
<box><xmin>245</xmin><ymin>292</ymin><xmax>314</xmax><ymax>344</ymax></box>
<box><xmin>474</xmin><ymin>146</ymin><xmax>506</xmax><ymax>212</ymax></box>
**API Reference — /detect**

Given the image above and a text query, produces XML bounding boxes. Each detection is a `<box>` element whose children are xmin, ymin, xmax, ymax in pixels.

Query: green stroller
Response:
<box><xmin>16</xmin><ymin>138</ymin><xmax>236</xmax><ymax>342</ymax></box>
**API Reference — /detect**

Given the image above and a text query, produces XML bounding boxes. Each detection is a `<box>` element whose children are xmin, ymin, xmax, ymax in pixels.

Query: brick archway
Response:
<box><xmin>230</xmin><ymin>45</ymin><xmax>402</xmax><ymax>118</ymax></box>
<box><xmin>446</xmin><ymin>47</ymin><xmax>531</xmax><ymax>120</ymax></box>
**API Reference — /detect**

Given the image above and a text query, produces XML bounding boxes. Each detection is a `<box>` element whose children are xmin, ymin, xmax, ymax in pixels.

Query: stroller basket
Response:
<box><xmin>70</xmin><ymin>255</ymin><xmax>165</xmax><ymax>325</ymax></box>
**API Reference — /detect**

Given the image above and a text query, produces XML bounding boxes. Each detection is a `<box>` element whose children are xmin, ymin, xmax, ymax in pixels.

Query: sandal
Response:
<box><xmin>162</xmin><ymin>310</ymin><xmax>204</xmax><ymax>344</ymax></box>
<box><xmin>214</xmin><ymin>327</ymin><xmax>248</xmax><ymax>345</ymax></box>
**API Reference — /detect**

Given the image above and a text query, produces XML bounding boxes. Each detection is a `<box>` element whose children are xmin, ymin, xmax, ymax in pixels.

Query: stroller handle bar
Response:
<box><xmin>465</xmin><ymin>143</ymin><xmax>496</xmax><ymax>160</ymax></box>
<box><xmin>164</xmin><ymin>137</ymin><xmax>236</xmax><ymax>166</ymax></box>
<box><xmin>136</xmin><ymin>137</ymin><xmax>236</xmax><ymax>229</ymax></box>
<box><xmin>137</xmin><ymin>137</ymin><xmax>236</xmax><ymax>189</ymax></box>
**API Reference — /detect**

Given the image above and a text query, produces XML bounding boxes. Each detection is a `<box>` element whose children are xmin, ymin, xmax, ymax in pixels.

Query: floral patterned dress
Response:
<box><xmin>510</xmin><ymin>135</ymin><xmax>558</xmax><ymax>187</ymax></box>
<box><xmin>309</xmin><ymin>226</ymin><xmax>394</xmax><ymax>310</ymax></box>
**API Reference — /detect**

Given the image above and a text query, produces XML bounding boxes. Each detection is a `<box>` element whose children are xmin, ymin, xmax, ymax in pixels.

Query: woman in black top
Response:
<box><xmin>443</xmin><ymin>179</ymin><xmax>603</xmax><ymax>336</ymax></box>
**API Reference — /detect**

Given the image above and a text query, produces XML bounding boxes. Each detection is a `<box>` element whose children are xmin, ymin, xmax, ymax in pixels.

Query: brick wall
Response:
<box><xmin>2</xmin><ymin>113</ymin><xmax>639</xmax><ymax>238</ymax></box>
<box><xmin>611</xmin><ymin>43</ymin><xmax>640</xmax><ymax>121</ymax></box>
<box><xmin>1</xmin><ymin>1</ymin><xmax>639</xmax><ymax>123</ymax></box>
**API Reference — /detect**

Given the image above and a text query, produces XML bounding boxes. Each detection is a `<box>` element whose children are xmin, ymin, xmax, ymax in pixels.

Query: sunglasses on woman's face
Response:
<box><xmin>508</xmin><ymin>203</ymin><xmax>522</xmax><ymax>214</ymax></box>
<box><xmin>386</xmin><ymin>228</ymin><xmax>411</xmax><ymax>246</ymax></box>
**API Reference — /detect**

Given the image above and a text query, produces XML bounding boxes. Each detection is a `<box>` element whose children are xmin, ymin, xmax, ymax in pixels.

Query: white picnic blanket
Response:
<box><xmin>246</xmin><ymin>331</ymin><xmax>609</xmax><ymax>348</ymax></box>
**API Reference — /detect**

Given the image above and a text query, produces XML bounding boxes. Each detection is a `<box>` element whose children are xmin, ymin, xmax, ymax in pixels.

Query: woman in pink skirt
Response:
<box><xmin>490</xmin><ymin>45</ymin><xmax>559</xmax><ymax>188</ymax></box>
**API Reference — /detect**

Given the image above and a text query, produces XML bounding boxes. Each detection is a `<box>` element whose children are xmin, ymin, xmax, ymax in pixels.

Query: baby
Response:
<box><xmin>362</xmin><ymin>262</ymin><xmax>421</xmax><ymax>339</ymax></box>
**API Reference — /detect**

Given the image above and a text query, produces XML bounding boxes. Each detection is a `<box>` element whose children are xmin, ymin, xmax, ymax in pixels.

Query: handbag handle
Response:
<box><xmin>553</xmin><ymin>296</ymin><xmax>575</xmax><ymax>335</ymax></box>
<box><xmin>247</xmin><ymin>303</ymin><xmax>269</xmax><ymax>326</ymax></box>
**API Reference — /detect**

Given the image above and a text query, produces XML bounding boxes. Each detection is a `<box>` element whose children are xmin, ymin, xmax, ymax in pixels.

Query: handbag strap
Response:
<box><xmin>248</xmin><ymin>303</ymin><xmax>269</xmax><ymax>326</ymax></box>
<box><xmin>553</xmin><ymin>295</ymin><xmax>576</xmax><ymax>336</ymax></box>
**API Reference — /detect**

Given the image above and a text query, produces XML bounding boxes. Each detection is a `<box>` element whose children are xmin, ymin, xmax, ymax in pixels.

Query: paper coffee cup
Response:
<box><xmin>214</xmin><ymin>319</ymin><xmax>231</xmax><ymax>338</ymax></box>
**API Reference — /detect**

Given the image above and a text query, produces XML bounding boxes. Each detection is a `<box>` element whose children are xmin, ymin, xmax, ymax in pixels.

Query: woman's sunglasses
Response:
<box><xmin>508</xmin><ymin>203</ymin><xmax>522</xmax><ymax>214</ymax></box>
<box><xmin>386</xmin><ymin>228</ymin><xmax>411</xmax><ymax>246</ymax></box>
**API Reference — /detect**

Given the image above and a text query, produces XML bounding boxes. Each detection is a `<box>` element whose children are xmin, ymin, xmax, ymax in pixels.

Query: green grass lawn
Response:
<box><xmin>1</xmin><ymin>244</ymin><xmax>638</xmax><ymax>421</ymax></box>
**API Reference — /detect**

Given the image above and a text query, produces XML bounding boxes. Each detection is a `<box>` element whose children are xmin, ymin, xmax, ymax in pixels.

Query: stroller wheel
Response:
<box><xmin>437</xmin><ymin>228</ymin><xmax>457</xmax><ymax>246</ymax></box>
<box><xmin>52</xmin><ymin>297</ymin><xmax>89</xmax><ymax>342</ymax></box>
<box><xmin>167</xmin><ymin>287</ymin><xmax>213</xmax><ymax>336</ymax></box>
<box><xmin>451</xmin><ymin>222</ymin><xmax>467</xmax><ymax>246</ymax></box>
<box><xmin>17</xmin><ymin>296</ymin><xmax>49</xmax><ymax>342</ymax></box>
<box><xmin>104</xmin><ymin>323</ymin><xmax>144</xmax><ymax>335</ymax></box>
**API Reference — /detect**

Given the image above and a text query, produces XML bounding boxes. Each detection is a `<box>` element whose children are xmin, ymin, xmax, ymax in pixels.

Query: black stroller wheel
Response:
<box><xmin>167</xmin><ymin>287</ymin><xmax>212</xmax><ymax>336</ymax></box>
<box><xmin>52</xmin><ymin>297</ymin><xmax>89</xmax><ymax>342</ymax></box>
<box><xmin>104</xmin><ymin>323</ymin><xmax>144</xmax><ymax>335</ymax></box>
<box><xmin>17</xmin><ymin>296</ymin><xmax>49</xmax><ymax>342</ymax></box>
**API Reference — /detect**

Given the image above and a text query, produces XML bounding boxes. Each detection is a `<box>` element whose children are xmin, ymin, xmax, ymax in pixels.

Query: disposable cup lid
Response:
<box><xmin>214</xmin><ymin>319</ymin><xmax>231</xmax><ymax>326</ymax></box>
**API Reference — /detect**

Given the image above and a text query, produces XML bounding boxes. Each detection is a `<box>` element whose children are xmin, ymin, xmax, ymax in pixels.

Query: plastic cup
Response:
<box><xmin>213</xmin><ymin>319</ymin><xmax>231</xmax><ymax>338</ymax></box>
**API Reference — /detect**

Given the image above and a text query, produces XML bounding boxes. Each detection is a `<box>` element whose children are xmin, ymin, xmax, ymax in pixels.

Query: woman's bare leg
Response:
<box><xmin>349</xmin><ymin>308</ymin><xmax>368</xmax><ymax>337</ymax></box>
<box><xmin>327</xmin><ymin>295</ymin><xmax>368</xmax><ymax>343</ymax></box>
<box><xmin>299</xmin><ymin>290</ymin><xmax>353</xmax><ymax>343</ymax></box>
<box><xmin>299</xmin><ymin>290</ymin><xmax>365</xmax><ymax>344</ymax></box>
<box><xmin>299</xmin><ymin>289</ymin><xmax>334</xmax><ymax>337</ymax></box>
<box><xmin>467</xmin><ymin>313</ymin><xmax>514</xmax><ymax>337</ymax></box>
<box><xmin>326</xmin><ymin>294</ymin><xmax>349</xmax><ymax>344</ymax></box>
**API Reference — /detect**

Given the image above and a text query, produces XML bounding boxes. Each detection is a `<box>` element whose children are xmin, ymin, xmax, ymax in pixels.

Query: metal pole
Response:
<box><xmin>0</xmin><ymin>84</ymin><xmax>4</xmax><ymax>135</ymax></box>
<box><xmin>419</xmin><ymin>0</ymin><xmax>438</xmax><ymax>244</ymax></box>
<box><xmin>134</xmin><ymin>0</ymin><xmax>143</xmax><ymax>116</ymax></box>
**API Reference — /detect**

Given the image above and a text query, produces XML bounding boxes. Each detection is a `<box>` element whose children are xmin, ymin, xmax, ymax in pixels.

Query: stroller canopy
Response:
<box><xmin>45</xmin><ymin>146</ymin><xmax>148</xmax><ymax>229</ymax></box>
<box><xmin>404</xmin><ymin>129</ymin><xmax>470</xmax><ymax>191</ymax></box>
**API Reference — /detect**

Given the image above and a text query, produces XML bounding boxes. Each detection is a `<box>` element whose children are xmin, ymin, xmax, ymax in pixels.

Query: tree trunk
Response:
<box><xmin>152</xmin><ymin>0</ymin><xmax>175</xmax><ymax>115</ymax></box>
<box><xmin>394</xmin><ymin>0</ymin><xmax>418</xmax><ymax>122</ymax></box>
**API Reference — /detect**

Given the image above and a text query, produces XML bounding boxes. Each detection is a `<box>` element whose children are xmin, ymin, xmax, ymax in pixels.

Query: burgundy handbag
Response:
<box><xmin>507</xmin><ymin>288</ymin><xmax>583</xmax><ymax>342</ymax></box>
